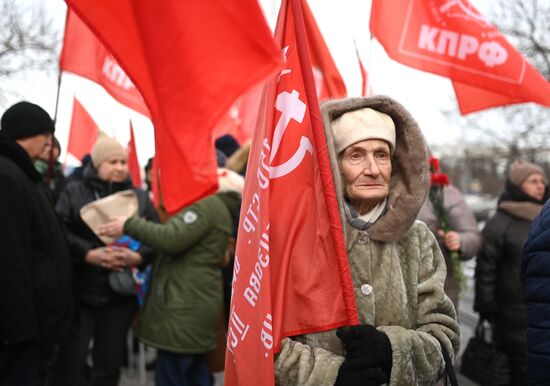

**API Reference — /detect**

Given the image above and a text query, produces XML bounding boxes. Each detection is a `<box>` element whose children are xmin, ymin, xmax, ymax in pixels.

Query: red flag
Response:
<box><xmin>213</xmin><ymin>0</ymin><xmax>345</xmax><ymax>145</ymax></box>
<box><xmin>60</xmin><ymin>10</ymin><xmax>149</xmax><ymax>117</ymax></box>
<box><xmin>354</xmin><ymin>40</ymin><xmax>371</xmax><ymax>97</ymax></box>
<box><xmin>127</xmin><ymin>122</ymin><xmax>142</xmax><ymax>188</ymax></box>
<box><xmin>452</xmin><ymin>80</ymin><xmax>523</xmax><ymax>114</ymax></box>
<box><xmin>301</xmin><ymin>0</ymin><xmax>347</xmax><ymax>100</ymax></box>
<box><xmin>370</xmin><ymin>0</ymin><xmax>550</xmax><ymax>113</ymax></box>
<box><xmin>224</xmin><ymin>0</ymin><xmax>358</xmax><ymax>385</ymax></box>
<box><xmin>64</xmin><ymin>0</ymin><xmax>282</xmax><ymax>214</ymax></box>
<box><xmin>66</xmin><ymin>96</ymin><xmax>99</xmax><ymax>162</ymax></box>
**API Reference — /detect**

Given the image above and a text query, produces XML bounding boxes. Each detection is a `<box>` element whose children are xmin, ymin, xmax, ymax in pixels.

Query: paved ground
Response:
<box><xmin>121</xmin><ymin>261</ymin><xmax>481</xmax><ymax>386</ymax></box>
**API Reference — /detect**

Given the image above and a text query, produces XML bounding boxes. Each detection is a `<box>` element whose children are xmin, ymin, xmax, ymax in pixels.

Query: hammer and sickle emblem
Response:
<box><xmin>269</xmin><ymin>90</ymin><xmax>313</xmax><ymax>179</ymax></box>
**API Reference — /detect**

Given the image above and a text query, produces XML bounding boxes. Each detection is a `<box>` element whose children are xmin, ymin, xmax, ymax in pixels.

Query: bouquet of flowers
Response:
<box><xmin>428</xmin><ymin>156</ymin><xmax>464</xmax><ymax>290</ymax></box>
<box><xmin>111</xmin><ymin>235</ymin><xmax>151</xmax><ymax>306</ymax></box>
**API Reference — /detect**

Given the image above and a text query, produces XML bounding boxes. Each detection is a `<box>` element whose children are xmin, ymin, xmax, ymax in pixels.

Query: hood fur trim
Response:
<box><xmin>321</xmin><ymin>95</ymin><xmax>429</xmax><ymax>242</ymax></box>
<box><xmin>498</xmin><ymin>200</ymin><xmax>542</xmax><ymax>222</ymax></box>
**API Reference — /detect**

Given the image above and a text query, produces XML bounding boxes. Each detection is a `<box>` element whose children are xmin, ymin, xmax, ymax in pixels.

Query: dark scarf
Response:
<box><xmin>498</xmin><ymin>179</ymin><xmax>549</xmax><ymax>206</ymax></box>
<box><xmin>497</xmin><ymin>179</ymin><xmax>548</xmax><ymax>222</ymax></box>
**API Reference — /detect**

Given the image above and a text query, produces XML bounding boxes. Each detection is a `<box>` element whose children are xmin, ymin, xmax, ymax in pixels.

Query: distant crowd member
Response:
<box><xmin>521</xmin><ymin>199</ymin><xmax>550</xmax><ymax>385</ymax></box>
<box><xmin>418</xmin><ymin>175</ymin><xmax>481</xmax><ymax>308</ymax></box>
<box><xmin>0</xmin><ymin>101</ymin><xmax>75</xmax><ymax>386</ymax></box>
<box><xmin>34</xmin><ymin>136</ymin><xmax>65</xmax><ymax>202</ymax></box>
<box><xmin>215</xmin><ymin>134</ymin><xmax>240</xmax><ymax>158</ymax></box>
<box><xmin>52</xmin><ymin>135</ymin><xmax>158</xmax><ymax>386</ymax></box>
<box><xmin>99</xmin><ymin>168</ymin><xmax>244</xmax><ymax>386</ymax></box>
<box><xmin>63</xmin><ymin>153</ymin><xmax>92</xmax><ymax>187</ymax></box>
<box><xmin>275</xmin><ymin>96</ymin><xmax>460</xmax><ymax>386</ymax></box>
<box><xmin>475</xmin><ymin>159</ymin><xmax>549</xmax><ymax>385</ymax></box>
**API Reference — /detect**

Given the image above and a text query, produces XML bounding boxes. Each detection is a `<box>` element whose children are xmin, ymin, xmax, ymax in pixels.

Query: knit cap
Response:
<box><xmin>0</xmin><ymin>101</ymin><xmax>55</xmax><ymax>140</ymax></box>
<box><xmin>508</xmin><ymin>159</ymin><xmax>547</xmax><ymax>187</ymax></box>
<box><xmin>91</xmin><ymin>135</ymin><xmax>127</xmax><ymax>169</ymax></box>
<box><xmin>331</xmin><ymin>108</ymin><xmax>396</xmax><ymax>154</ymax></box>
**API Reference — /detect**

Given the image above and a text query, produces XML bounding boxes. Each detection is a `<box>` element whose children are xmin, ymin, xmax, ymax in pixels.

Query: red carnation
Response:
<box><xmin>429</xmin><ymin>156</ymin><xmax>440</xmax><ymax>173</ymax></box>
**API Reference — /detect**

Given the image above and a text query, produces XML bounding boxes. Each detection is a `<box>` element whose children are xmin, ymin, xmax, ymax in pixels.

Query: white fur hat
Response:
<box><xmin>331</xmin><ymin>107</ymin><xmax>396</xmax><ymax>154</ymax></box>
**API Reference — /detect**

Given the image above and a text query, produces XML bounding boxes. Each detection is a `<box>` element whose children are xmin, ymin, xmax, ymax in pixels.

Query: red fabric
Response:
<box><xmin>150</xmin><ymin>156</ymin><xmax>160</xmax><ymax>208</ymax></box>
<box><xmin>452</xmin><ymin>80</ymin><xmax>523</xmax><ymax>114</ymax></box>
<box><xmin>212</xmin><ymin>83</ymin><xmax>264</xmax><ymax>146</ymax></box>
<box><xmin>370</xmin><ymin>0</ymin><xmax>550</xmax><ymax>113</ymax></box>
<box><xmin>213</xmin><ymin>0</ymin><xmax>345</xmax><ymax>145</ymax></box>
<box><xmin>301</xmin><ymin>0</ymin><xmax>347</xmax><ymax>100</ymax></box>
<box><xmin>355</xmin><ymin>43</ymin><xmax>370</xmax><ymax>96</ymax></box>
<box><xmin>127</xmin><ymin>122</ymin><xmax>142</xmax><ymax>188</ymax></box>
<box><xmin>66</xmin><ymin>97</ymin><xmax>99</xmax><ymax>162</ymax></box>
<box><xmin>65</xmin><ymin>0</ymin><xmax>282</xmax><ymax>214</ymax></box>
<box><xmin>224</xmin><ymin>0</ymin><xmax>358</xmax><ymax>385</ymax></box>
<box><xmin>60</xmin><ymin>10</ymin><xmax>149</xmax><ymax>117</ymax></box>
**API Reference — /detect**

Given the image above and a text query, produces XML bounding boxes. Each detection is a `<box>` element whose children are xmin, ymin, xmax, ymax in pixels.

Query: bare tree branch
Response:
<box><xmin>0</xmin><ymin>0</ymin><xmax>60</xmax><ymax>96</ymax></box>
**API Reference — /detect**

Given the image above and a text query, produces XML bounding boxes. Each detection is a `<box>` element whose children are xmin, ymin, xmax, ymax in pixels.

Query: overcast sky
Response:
<box><xmin>9</xmin><ymin>0</ymin><xmax>494</xmax><ymax>165</ymax></box>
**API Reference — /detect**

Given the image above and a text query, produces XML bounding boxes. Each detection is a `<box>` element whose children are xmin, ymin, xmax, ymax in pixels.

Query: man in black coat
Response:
<box><xmin>0</xmin><ymin>101</ymin><xmax>75</xmax><ymax>386</ymax></box>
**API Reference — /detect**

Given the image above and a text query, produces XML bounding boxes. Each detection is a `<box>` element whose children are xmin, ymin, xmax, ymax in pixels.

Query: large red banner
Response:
<box><xmin>370</xmin><ymin>0</ymin><xmax>550</xmax><ymax>113</ymax></box>
<box><xmin>64</xmin><ymin>0</ymin><xmax>282</xmax><ymax>214</ymax></box>
<box><xmin>60</xmin><ymin>11</ymin><xmax>149</xmax><ymax>117</ymax></box>
<box><xmin>224</xmin><ymin>0</ymin><xmax>358</xmax><ymax>385</ymax></box>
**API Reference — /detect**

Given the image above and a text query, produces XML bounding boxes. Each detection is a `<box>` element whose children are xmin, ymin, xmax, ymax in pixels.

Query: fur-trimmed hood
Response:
<box><xmin>321</xmin><ymin>95</ymin><xmax>429</xmax><ymax>242</ymax></box>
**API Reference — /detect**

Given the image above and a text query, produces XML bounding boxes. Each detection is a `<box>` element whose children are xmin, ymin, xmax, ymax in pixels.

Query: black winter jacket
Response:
<box><xmin>0</xmin><ymin>139</ymin><xmax>75</xmax><ymax>346</ymax></box>
<box><xmin>475</xmin><ymin>182</ymin><xmax>545</xmax><ymax>353</ymax></box>
<box><xmin>56</xmin><ymin>165</ymin><xmax>157</xmax><ymax>307</ymax></box>
<box><xmin>521</xmin><ymin>200</ymin><xmax>550</xmax><ymax>385</ymax></box>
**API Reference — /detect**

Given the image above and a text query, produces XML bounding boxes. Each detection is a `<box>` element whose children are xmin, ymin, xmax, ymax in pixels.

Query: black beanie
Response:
<box><xmin>0</xmin><ymin>101</ymin><xmax>55</xmax><ymax>140</ymax></box>
<box><xmin>215</xmin><ymin>134</ymin><xmax>240</xmax><ymax>157</ymax></box>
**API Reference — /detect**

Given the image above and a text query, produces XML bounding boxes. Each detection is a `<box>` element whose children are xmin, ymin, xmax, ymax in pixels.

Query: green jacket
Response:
<box><xmin>124</xmin><ymin>191</ymin><xmax>240</xmax><ymax>353</ymax></box>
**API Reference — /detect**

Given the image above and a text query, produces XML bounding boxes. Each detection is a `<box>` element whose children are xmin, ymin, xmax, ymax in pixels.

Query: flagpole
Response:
<box><xmin>290</xmin><ymin>0</ymin><xmax>359</xmax><ymax>325</ymax></box>
<box><xmin>54</xmin><ymin>9</ymin><xmax>69</xmax><ymax>125</ymax></box>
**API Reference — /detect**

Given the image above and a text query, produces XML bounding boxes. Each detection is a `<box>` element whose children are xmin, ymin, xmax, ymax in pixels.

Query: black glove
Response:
<box><xmin>335</xmin><ymin>366</ymin><xmax>387</xmax><ymax>386</ymax></box>
<box><xmin>336</xmin><ymin>325</ymin><xmax>393</xmax><ymax>385</ymax></box>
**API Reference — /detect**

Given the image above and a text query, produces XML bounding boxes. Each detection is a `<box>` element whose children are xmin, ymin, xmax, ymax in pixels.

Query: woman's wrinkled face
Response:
<box><xmin>339</xmin><ymin>139</ymin><xmax>392</xmax><ymax>214</ymax></box>
<box><xmin>521</xmin><ymin>172</ymin><xmax>546</xmax><ymax>201</ymax></box>
<box><xmin>97</xmin><ymin>156</ymin><xmax>129</xmax><ymax>183</ymax></box>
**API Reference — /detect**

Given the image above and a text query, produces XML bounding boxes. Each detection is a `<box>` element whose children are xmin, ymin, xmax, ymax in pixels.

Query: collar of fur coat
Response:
<box><xmin>498</xmin><ymin>200</ymin><xmax>542</xmax><ymax>222</ymax></box>
<box><xmin>321</xmin><ymin>96</ymin><xmax>429</xmax><ymax>242</ymax></box>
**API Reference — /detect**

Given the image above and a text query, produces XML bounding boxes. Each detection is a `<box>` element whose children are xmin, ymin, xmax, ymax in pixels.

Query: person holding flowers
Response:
<box><xmin>418</xmin><ymin>156</ymin><xmax>481</xmax><ymax>308</ymax></box>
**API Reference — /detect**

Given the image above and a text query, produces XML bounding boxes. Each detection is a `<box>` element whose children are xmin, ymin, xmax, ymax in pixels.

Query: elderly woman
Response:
<box><xmin>53</xmin><ymin>135</ymin><xmax>158</xmax><ymax>386</ymax></box>
<box><xmin>475</xmin><ymin>159</ymin><xmax>549</xmax><ymax>385</ymax></box>
<box><xmin>275</xmin><ymin>96</ymin><xmax>460</xmax><ymax>386</ymax></box>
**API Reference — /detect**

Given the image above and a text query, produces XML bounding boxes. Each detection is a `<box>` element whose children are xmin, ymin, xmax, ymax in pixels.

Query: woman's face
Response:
<box><xmin>339</xmin><ymin>139</ymin><xmax>392</xmax><ymax>214</ymax></box>
<box><xmin>521</xmin><ymin>172</ymin><xmax>546</xmax><ymax>201</ymax></box>
<box><xmin>97</xmin><ymin>156</ymin><xmax>129</xmax><ymax>183</ymax></box>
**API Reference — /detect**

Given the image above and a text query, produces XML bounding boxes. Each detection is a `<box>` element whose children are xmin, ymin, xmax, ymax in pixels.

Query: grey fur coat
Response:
<box><xmin>274</xmin><ymin>96</ymin><xmax>460</xmax><ymax>386</ymax></box>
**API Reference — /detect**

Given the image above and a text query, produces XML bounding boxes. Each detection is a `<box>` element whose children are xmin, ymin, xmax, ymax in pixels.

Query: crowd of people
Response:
<box><xmin>0</xmin><ymin>97</ymin><xmax>549</xmax><ymax>386</ymax></box>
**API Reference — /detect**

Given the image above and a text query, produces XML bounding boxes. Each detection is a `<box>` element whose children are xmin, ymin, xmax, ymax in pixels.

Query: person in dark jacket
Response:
<box><xmin>34</xmin><ymin>136</ymin><xmax>66</xmax><ymax>203</ymax></box>
<box><xmin>475</xmin><ymin>159</ymin><xmax>549</xmax><ymax>385</ymax></box>
<box><xmin>0</xmin><ymin>101</ymin><xmax>75</xmax><ymax>386</ymax></box>
<box><xmin>99</xmin><ymin>168</ymin><xmax>244</xmax><ymax>386</ymax></box>
<box><xmin>52</xmin><ymin>135</ymin><xmax>158</xmax><ymax>386</ymax></box>
<box><xmin>521</xmin><ymin>199</ymin><xmax>550</xmax><ymax>385</ymax></box>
